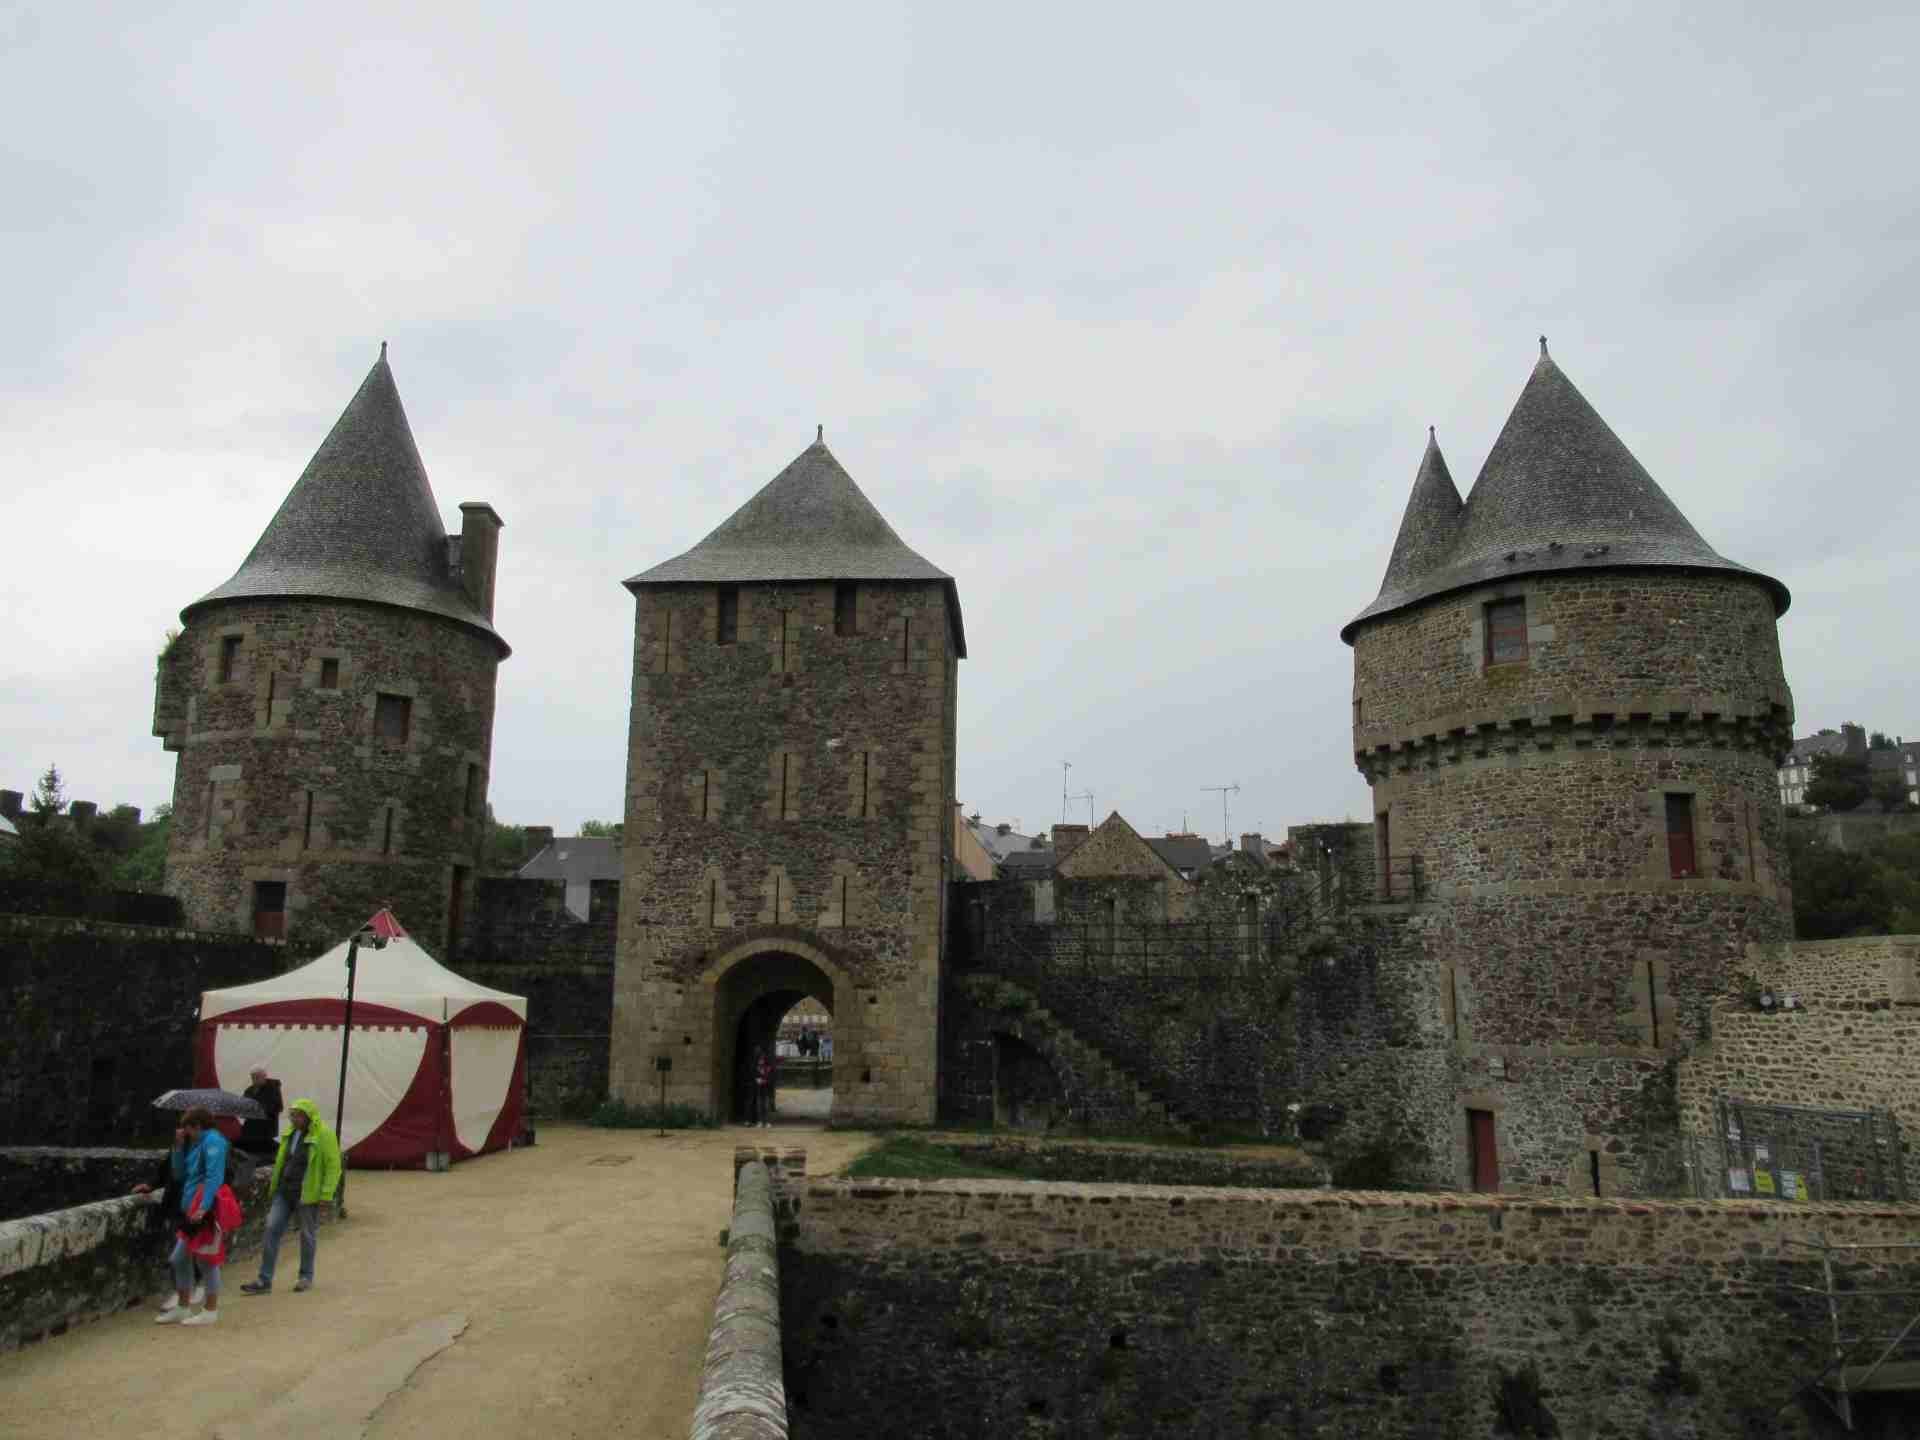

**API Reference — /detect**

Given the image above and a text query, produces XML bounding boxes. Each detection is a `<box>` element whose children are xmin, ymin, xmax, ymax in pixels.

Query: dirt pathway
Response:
<box><xmin>0</xmin><ymin>1117</ymin><xmax>871</xmax><ymax>1440</ymax></box>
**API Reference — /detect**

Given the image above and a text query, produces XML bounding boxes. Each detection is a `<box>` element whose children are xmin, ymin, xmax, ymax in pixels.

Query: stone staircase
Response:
<box><xmin>963</xmin><ymin>972</ymin><xmax>1194</xmax><ymax>1133</ymax></box>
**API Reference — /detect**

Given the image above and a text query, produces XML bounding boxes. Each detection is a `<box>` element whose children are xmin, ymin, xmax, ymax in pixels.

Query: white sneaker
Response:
<box><xmin>181</xmin><ymin>1309</ymin><xmax>220</xmax><ymax>1326</ymax></box>
<box><xmin>193</xmin><ymin>1284</ymin><xmax>205</xmax><ymax>1305</ymax></box>
<box><xmin>155</xmin><ymin>1308</ymin><xmax>186</xmax><ymax>1324</ymax></box>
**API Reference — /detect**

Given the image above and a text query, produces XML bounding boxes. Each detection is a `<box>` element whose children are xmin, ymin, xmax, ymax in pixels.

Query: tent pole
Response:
<box><xmin>333</xmin><ymin>932</ymin><xmax>361</xmax><ymax>1219</ymax></box>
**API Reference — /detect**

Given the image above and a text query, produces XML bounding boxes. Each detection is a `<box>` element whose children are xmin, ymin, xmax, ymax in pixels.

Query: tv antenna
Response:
<box><xmin>1066</xmin><ymin>788</ymin><xmax>1094</xmax><ymax>827</ymax></box>
<box><xmin>1201</xmin><ymin>783</ymin><xmax>1240</xmax><ymax>845</ymax></box>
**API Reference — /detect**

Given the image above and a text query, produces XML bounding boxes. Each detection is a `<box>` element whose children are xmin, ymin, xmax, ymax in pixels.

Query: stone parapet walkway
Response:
<box><xmin>0</xmin><ymin>1120</ymin><xmax>872</xmax><ymax>1440</ymax></box>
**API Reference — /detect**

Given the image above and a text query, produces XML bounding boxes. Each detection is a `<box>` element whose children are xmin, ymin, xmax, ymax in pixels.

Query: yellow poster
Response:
<box><xmin>1755</xmin><ymin>1169</ymin><xmax>1777</xmax><ymax>1196</ymax></box>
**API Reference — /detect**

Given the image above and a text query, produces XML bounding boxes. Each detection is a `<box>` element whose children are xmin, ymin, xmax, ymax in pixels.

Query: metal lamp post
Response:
<box><xmin>332</xmin><ymin>924</ymin><xmax>387</xmax><ymax>1218</ymax></box>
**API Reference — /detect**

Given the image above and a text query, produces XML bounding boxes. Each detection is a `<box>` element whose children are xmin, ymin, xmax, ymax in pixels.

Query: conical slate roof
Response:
<box><xmin>1343</xmin><ymin>345</ymin><xmax>1788</xmax><ymax>641</ymax></box>
<box><xmin>182</xmin><ymin>349</ymin><xmax>507</xmax><ymax>654</ymax></box>
<box><xmin>1376</xmin><ymin>428</ymin><xmax>1465</xmax><ymax>600</ymax></box>
<box><xmin>628</xmin><ymin>437</ymin><xmax>966</xmax><ymax>655</ymax></box>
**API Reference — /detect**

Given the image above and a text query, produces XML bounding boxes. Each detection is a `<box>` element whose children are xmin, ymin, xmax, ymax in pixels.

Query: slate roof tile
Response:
<box><xmin>626</xmin><ymin>437</ymin><xmax>966</xmax><ymax>656</ymax></box>
<box><xmin>1345</xmin><ymin>344</ymin><xmax>1789</xmax><ymax>641</ymax></box>
<box><xmin>183</xmin><ymin>349</ymin><xmax>507</xmax><ymax>654</ymax></box>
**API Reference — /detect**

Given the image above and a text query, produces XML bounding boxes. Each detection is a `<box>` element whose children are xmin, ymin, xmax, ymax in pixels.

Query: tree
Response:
<box><xmin>1871</xmin><ymin>770</ymin><xmax>1913</xmax><ymax>815</ymax></box>
<box><xmin>1871</xmin><ymin>732</ymin><xmax>1897</xmax><ymax>751</ymax></box>
<box><xmin>1805</xmin><ymin>752</ymin><xmax>1872</xmax><ymax>813</ymax></box>
<box><xmin>110</xmin><ymin>804</ymin><xmax>172</xmax><ymax>891</ymax></box>
<box><xmin>579</xmin><ymin>819</ymin><xmax>624</xmax><ymax>839</ymax></box>
<box><xmin>482</xmin><ymin>807</ymin><xmax>529</xmax><ymax>875</ymax></box>
<box><xmin>31</xmin><ymin>763</ymin><xmax>65</xmax><ymax>819</ymax></box>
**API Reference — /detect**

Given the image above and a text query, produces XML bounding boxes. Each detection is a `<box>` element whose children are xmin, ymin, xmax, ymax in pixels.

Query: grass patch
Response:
<box><xmin>587</xmin><ymin>1099</ymin><xmax>717</xmax><ymax>1130</ymax></box>
<box><xmin>842</xmin><ymin>1137</ymin><xmax>1026</xmax><ymax>1181</ymax></box>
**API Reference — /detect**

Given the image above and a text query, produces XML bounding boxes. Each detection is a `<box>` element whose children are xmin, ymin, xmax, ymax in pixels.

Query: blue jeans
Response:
<box><xmin>258</xmin><ymin>1193</ymin><xmax>319</xmax><ymax>1286</ymax></box>
<box><xmin>170</xmin><ymin>1238</ymin><xmax>221</xmax><ymax>1297</ymax></box>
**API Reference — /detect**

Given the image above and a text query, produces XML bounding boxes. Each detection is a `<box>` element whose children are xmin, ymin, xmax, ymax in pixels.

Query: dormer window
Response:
<box><xmin>1485</xmin><ymin>598</ymin><xmax>1527</xmax><ymax>666</ymax></box>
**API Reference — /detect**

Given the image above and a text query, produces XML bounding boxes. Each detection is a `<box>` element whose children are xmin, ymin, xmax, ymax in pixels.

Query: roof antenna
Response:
<box><xmin>816</xmin><ymin>423</ymin><xmax>823</xmax><ymax>444</ymax></box>
<box><xmin>1539</xmin><ymin>334</ymin><xmax>1549</xmax><ymax>358</ymax></box>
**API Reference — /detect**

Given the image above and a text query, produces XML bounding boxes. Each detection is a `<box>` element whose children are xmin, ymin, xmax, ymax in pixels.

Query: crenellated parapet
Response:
<box><xmin>1355</xmin><ymin>701</ymin><xmax>1794</xmax><ymax>783</ymax></box>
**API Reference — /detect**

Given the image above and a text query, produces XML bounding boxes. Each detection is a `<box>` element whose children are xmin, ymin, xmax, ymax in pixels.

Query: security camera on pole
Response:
<box><xmin>332</xmin><ymin>916</ymin><xmax>390</xmax><ymax>1218</ymax></box>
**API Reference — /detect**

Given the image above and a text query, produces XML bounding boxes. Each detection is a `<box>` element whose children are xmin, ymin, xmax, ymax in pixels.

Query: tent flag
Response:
<box><xmin>195</xmin><ymin>915</ymin><xmax>526</xmax><ymax>1170</ymax></box>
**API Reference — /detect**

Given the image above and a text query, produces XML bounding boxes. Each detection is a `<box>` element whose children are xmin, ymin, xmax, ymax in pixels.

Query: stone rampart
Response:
<box><xmin>0</xmin><ymin>1148</ymin><xmax>169</xmax><ymax>1224</ymax></box>
<box><xmin>781</xmin><ymin>1178</ymin><xmax>1920</xmax><ymax>1437</ymax></box>
<box><xmin>0</xmin><ymin>1167</ymin><xmax>332</xmax><ymax>1351</ymax></box>
<box><xmin>457</xmin><ymin>876</ymin><xmax>617</xmax><ymax>1117</ymax></box>
<box><xmin>0</xmin><ymin>915</ymin><xmax>288</xmax><ymax>1147</ymax></box>
<box><xmin>690</xmin><ymin>1159</ymin><xmax>786</xmax><ymax>1440</ymax></box>
<box><xmin>1741</xmin><ymin>934</ymin><xmax>1920</xmax><ymax>1008</ymax></box>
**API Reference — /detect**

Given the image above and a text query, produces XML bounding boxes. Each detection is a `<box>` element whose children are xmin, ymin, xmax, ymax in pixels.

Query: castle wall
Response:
<box><xmin>156</xmin><ymin>597</ymin><xmax>499</xmax><ymax>957</ymax></box>
<box><xmin>1337</xmin><ymin>570</ymin><xmax>1796</xmax><ymax>1195</ymax></box>
<box><xmin>0</xmin><ymin>916</ymin><xmax>287</xmax><ymax>1147</ymax></box>
<box><xmin>456</xmin><ymin>876</ymin><xmax>618</xmax><ymax>1117</ymax></box>
<box><xmin>1678</xmin><ymin>937</ymin><xmax>1920</xmax><ymax>1193</ymax></box>
<box><xmin>781</xmin><ymin>1176</ymin><xmax>1920</xmax><ymax>1438</ymax></box>
<box><xmin>612</xmin><ymin>580</ymin><xmax>958</xmax><ymax>1124</ymax></box>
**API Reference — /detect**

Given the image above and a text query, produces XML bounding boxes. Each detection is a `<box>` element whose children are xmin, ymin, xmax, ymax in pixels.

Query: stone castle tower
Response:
<box><xmin>610</xmin><ymin>436</ymin><xmax>963</xmax><ymax>1124</ymax></box>
<box><xmin>152</xmin><ymin>348</ymin><xmax>509</xmax><ymax>957</ymax></box>
<box><xmin>1340</xmin><ymin>343</ymin><xmax>1794</xmax><ymax>1195</ymax></box>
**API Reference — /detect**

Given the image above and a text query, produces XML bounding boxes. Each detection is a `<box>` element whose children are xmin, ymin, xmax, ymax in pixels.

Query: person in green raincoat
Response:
<box><xmin>240</xmin><ymin>1098</ymin><xmax>342</xmax><ymax>1295</ymax></box>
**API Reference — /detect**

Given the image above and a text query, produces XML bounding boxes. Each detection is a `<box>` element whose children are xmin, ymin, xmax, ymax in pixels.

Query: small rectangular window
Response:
<box><xmin>252</xmin><ymin>881</ymin><xmax>287</xmax><ymax>940</ymax></box>
<box><xmin>1353</xmin><ymin>696</ymin><xmax>1363</xmax><ymax>729</ymax></box>
<box><xmin>1485</xmin><ymin>597</ymin><xmax>1528</xmax><ymax>666</ymax></box>
<box><xmin>464</xmin><ymin>763</ymin><xmax>482</xmax><ymax>818</ymax></box>
<box><xmin>834</xmin><ymin>582</ymin><xmax>857</xmax><ymax>637</ymax></box>
<box><xmin>219</xmin><ymin>636</ymin><xmax>241</xmax><ymax>683</ymax></box>
<box><xmin>1665</xmin><ymin>793</ymin><xmax>1696</xmax><ymax>879</ymax></box>
<box><xmin>375</xmin><ymin>693</ymin><xmax>411</xmax><ymax>743</ymax></box>
<box><xmin>319</xmin><ymin>658</ymin><xmax>340</xmax><ymax>689</ymax></box>
<box><xmin>716</xmin><ymin>586</ymin><xmax>739</xmax><ymax>645</ymax></box>
<box><xmin>302</xmin><ymin>790</ymin><xmax>314</xmax><ymax>850</ymax></box>
<box><xmin>382</xmin><ymin>806</ymin><xmax>395</xmax><ymax>855</ymax></box>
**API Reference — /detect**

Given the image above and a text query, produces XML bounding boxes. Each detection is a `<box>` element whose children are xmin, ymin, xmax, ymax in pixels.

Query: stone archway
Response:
<box><xmin>706</xmin><ymin>944</ymin><xmax>842</xmax><ymax>1125</ymax></box>
<box><xmin>993</xmin><ymin>1031</ymin><xmax>1065</xmax><ymax>1131</ymax></box>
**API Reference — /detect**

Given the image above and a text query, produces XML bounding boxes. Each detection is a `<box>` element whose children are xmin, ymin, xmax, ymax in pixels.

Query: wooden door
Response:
<box><xmin>1468</xmin><ymin>1108</ymin><xmax>1499</xmax><ymax>1192</ymax></box>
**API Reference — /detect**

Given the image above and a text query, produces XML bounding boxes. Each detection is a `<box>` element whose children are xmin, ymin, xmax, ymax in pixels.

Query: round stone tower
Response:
<box><xmin>1340</xmin><ymin>342</ymin><xmax>1793</xmax><ymax>1196</ymax></box>
<box><xmin>152</xmin><ymin>348</ymin><xmax>509</xmax><ymax>957</ymax></box>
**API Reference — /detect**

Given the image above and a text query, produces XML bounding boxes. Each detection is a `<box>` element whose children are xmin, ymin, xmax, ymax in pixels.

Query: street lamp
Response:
<box><xmin>332</xmin><ymin>922</ymin><xmax>388</xmax><ymax>1217</ymax></box>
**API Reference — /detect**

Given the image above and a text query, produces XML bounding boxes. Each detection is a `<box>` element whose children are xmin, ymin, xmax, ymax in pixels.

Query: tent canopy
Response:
<box><xmin>203</xmin><ymin>910</ymin><xmax>526</xmax><ymax>1025</ymax></box>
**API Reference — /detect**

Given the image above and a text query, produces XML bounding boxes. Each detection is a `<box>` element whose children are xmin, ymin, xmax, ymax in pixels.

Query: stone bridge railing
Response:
<box><xmin>0</xmin><ymin>1167</ymin><xmax>329</xmax><ymax>1351</ymax></box>
<box><xmin>689</xmin><ymin>1156</ymin><xmax>787</xmax><ymax>1440</ymax></box>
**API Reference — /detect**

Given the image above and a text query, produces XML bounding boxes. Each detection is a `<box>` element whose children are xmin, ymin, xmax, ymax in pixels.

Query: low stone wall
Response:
<box><xmin>781</xmin><ymin>1178</ymin><xmax>1920</xmax><ymax>1437</ymax></box>
<box><xmin>0</xmin><ymin>1166</ymin><xmax>327</xmax><ymax>1351</ymax></box>
<box><xmin>690</xmin><ymin>1159</ymin><xmax>786</xmax><ymax>1440</ymax></box>
<box><xmin>1743</xmin><ymin>934</ymin><xmax>1920</xmax><ymax>1007</ymax></box>
<box><xmin>920</xmin><ymin>1136</ymin><xmax>1326</xmax><ymax>1189</ymax></box>
<box><xmin>0</xmin><ymin>1148</ymin><xmax>169</xmax><ymax>1223</ymax></box>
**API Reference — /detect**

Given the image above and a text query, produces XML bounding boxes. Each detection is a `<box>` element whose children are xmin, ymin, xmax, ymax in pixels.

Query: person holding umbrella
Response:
<box><xmin>241</xmin><ymin>1098</ymin><xmax>341</xmax><ymax>1296</ymax></box>
<box><xmin>156</xmin><ymin>1106</ymin><xmax>231</xmax><ymax>1326</ymax></box>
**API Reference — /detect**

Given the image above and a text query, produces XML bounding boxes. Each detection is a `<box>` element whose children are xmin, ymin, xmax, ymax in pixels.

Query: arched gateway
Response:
<box><xmin>608</xmin><ymin>437</ymin><xmax>964</xmax><ymax>1124</ymax></box>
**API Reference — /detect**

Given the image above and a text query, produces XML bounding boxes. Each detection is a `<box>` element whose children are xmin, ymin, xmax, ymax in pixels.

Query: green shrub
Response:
<box><xmin>587</xmin><ymin>1098</ymin><xmax>716</xmax><ymax>1129</ymax></box>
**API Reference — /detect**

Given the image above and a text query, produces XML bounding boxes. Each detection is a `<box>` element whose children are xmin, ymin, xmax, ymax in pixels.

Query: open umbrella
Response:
<box><xmin>153</xmin><ymin>1087</ymin><xmax>265</xmax><ymax>1120</ymax></box>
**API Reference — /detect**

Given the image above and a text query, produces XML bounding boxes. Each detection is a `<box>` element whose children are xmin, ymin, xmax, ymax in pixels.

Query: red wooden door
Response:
<box><xmin>1468</xmin><ymin>1109</ymin><xmax>1499</xmax><ymax>1192</ymax></box>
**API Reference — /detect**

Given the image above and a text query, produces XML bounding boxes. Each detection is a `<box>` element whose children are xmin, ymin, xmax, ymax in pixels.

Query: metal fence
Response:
<box><xmin>1670</xmin><ymin>1099</ymin><xmax>1907</xmax><ymax>1203</ymax></box>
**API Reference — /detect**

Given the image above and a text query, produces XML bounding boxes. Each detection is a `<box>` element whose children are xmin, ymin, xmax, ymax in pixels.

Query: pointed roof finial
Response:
<box><xmin>1428</xmin><ymin>424</ymin><xmax>1436</xmax><ymax>440</ymax></box>
<box><xmin>816</xmin><ymin>423</ymin><xmax>823</xmax><ymax>444</ymax></box>
<box><xmin>380</xmin><ymin>340</ymin><xmax>388</xmax><ymax>360</ymax></box>
<box><xmin>1539</xmin><ymin>334</ymin><xmax>1549</xmax><ymax>358</ymax></box>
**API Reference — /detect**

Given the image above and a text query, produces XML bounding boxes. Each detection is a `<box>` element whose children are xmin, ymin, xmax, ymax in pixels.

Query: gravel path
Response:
<box><xmin>0</xmin><ymin>1116</ymin><xmax>871</xmax><ymax>1440</ymax></box>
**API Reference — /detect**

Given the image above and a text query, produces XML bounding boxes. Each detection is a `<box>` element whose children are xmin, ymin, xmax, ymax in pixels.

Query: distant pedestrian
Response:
<box><xmin>156</xmin><ymin>1106</ymin><xmax>235</xmax><ymax>1326</ymax></box>
<box><xmin>753</xmin><ymin>1047</ymin><xmax>774</xmax><ymax>1129</ymax></box>
<box><xmin>240</xmin><ymin>1066</ymin><xmax>284</xmax><ymax>1159</ymax></box>
<box><xmin>241</xmin><ymin>1098</ymin><xmax>341</xmax><ymax>1296</ymax></box>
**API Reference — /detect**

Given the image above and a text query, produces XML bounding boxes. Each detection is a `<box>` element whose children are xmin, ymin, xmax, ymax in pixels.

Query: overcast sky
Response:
<box><xmin>2</xmin><ymin>3</ymin><xmax>1915</xmax><ymax>844</ymax></box>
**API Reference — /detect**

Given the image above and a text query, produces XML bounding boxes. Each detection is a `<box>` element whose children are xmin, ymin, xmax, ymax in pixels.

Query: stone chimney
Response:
<box><xmin>1052</xmin><ymin>823</ymin><xmax>1090</xmax><ymax>859</ymax></box>
<box><xmin>68</xmin><ymin>801</ymin><xmax>98</xmax><ymax>824</ymax></box>
<box><xmin>456</xmin><ymin>502</ymin><xmax>505</xmax><ymax>622</ymax></box>
<box><xmin>0</xmin><ymin>790</ymin><xmax>22</xmax><ymax>822</ymax></box>
<box><xmin>1239</xmin><ymin>832</ymin><xmax>1266</xmax><ymax>863</ymax></box>
<box><xmin>522</xmin><ymin>825</ymin><xmax>555</xmax><ymax>859</ymax></box>
<box><xmin>1843</xmin><ymin>722</ymin><xmax>1869</xmax><ymax>759</ymax></box>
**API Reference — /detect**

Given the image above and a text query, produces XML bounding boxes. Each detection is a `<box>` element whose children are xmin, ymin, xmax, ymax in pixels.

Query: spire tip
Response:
<box><xmin>1538</xmin><ymin>334</ymin><xmax>1549</xmax><ymax>358</ymax></box>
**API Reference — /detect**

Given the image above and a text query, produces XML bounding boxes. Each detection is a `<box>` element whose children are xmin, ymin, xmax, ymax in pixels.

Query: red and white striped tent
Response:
<box><xmin>194</xmin><ymin>910</ymin><xmax>527</xmax><ymax>1168</ymax></box>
